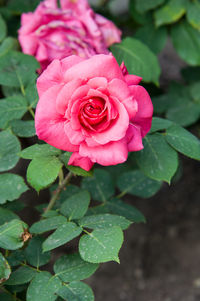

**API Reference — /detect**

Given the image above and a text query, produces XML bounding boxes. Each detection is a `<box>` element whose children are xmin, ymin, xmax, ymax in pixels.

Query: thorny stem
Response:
<box><xmin>44</xmin><ymin>171</ymin><xmax>73</xmax><ymax>213</ymax></box>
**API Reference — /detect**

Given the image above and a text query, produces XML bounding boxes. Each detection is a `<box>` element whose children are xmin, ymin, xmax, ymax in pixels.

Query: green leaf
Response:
<box><xmin>0</xmin><ymin>14</ymin><xmax>7</xmax><ymax>42</ymax></box>
<box><xmin>0</xmin><ymin>173</ymin><xmax>28</xmax><ymax>204</ymax></box>
<box><xmin>165</xmin><ymin>124</ymin><xmax>200</xmax><ymax>160</ymax></box>
<box><xmin>105</xmin><ymin>198</ymin><xmax>146</xmax><ymax>223</ymax></box>
<box><xmin>27</xmin><ymin>156</ymin><xmax>63</xmax><ymax>192</ymax></box>
<box><xmin>60</xmin><ymin>191</ymin><xmax>90</xmax><ymax>220</ymax></box>
<box><xmin>10</xmin><ymin>120</ymin><xmax>36</xmax><ymax>137</ymax></box>
<box><xmin>0</xmin><ymin>219</ymin><xmax>28</xmax><ymax>250</ymax></box>
<box><xmin>189</xmin><ymin>81</ymin><xmax>200</xmax><ymax>103</ymax></box>
<box><xmin>5</xmin><ymin>266</ymin><xmax>37</xmax><ymax>285</ymax></box>
<box><xmin>0</xmin><ymin>96</ymin><xmax>28</xmax><ymax>129</ymax></box>
<box><xmin>111</xmin><ymin>37</ymin><xmax>160</xmax><ymax>84</ymax></box>
<box><xmin>25</xmin><ymin>78</ymin><xmax>38</xmax><ymax>108</ymax></box>
<box><xmin>79</xmin><ymin>226</ymin><xmax>123</xmax><ymax>263</ymax></box>
<box><xmin>2</xmin><ymin>200</ymin><xmax>25</xmax><ymax>213</ymax></box>
<box><xmin>154</xmin><ymin>0</ymin><xmax>186</xmax><ymax>27</ymax></box>
<box><xmin>24</xmin><ymin>236</ymin><xmax>51</xmax><ymax>268</ymax></box>
<box><xmin>6</xmin><ymin>250</ymin><xmax>25</xmax><ymax>267</ymax></box>
<box><xmin>129</xmin><ymin>2</ymin><xmax>152</xmax><ymax>25</ymax></box>
<box><xmin>0</xmin><ymin>130</ymin><xmax>21</xmax><ymax>172</ymax></box>
<box><xmin>134</xmin><ymin>23</ymin><xmax>167</xmax><ymax>54</ymax></box>
<box><xmin>133</xmin><ymin>0</ymin><xmax>165</xmax><ymax>13</ymax></box>
<box><xmin>182</xmin><ymin>66</ymin><xmax>200</xmax><ymax>83</ymax></box>
<box><xmin>30</xmin><ymin>216</ymin><xmax>68</xmax><ymax>234</ymax></box>
<box><xmin>134</xmin><ymin>133</ymin><xmax>178</xmax><ymax>183</ymax></box>
<box><xmin>0</xmin><ymin>208</ymin><xmax>19</xmax><ymax>226</ymax></box>
<box><xmin>7</xmin><ymin>0</ymin><xmax>41</xmax><ymax>13</ymax></box>
<box><xmin>117</xmin><ymin>170</ymin><xmax>162</xmax><ymax>198</ymax></box>
<box><xmin>0</xmin><ymin>252</ymin><xmax>11</xmax><ymax>284</ymax></box>
<box><xmin>0</xmin><ymin>37</ymin><xmax>18</xmax><ymax>57</ymax></box>
<box><xmin>0</xmin><ymin>51</ymin><xmax>39</xmax><ymax>87</ymax></box>
<box><xmin>149</xmin><ymin>117</ymin><xmax>173</xmax><ymax>133</ymax></box>
<box><xmin>54</xmin><ymin>253</ymin><xmax>99</xmax><ymax>282</ymax></box>
<box><xmin>152</xmin><ymin>94</ymin><xmax>170</xmax><ymax>114</ymax></box>
<box><xmin>26</xmin><ymin>271</ymin><xmax>62</xmax><ymax>301</ymax></box>
<box><xmin>81</xmin><ymin>169</ymin><xmax>114</xmax><ymax>203</ymax></box>
<box><xmin>58</xmin><ymin>281</ymin><xmax>94</xmax><ymax>301</ymax></box>
<box><xmin>60</xmin><ymin>152</ymin><xmax>93</xmax><ymax>177</ymax></box>
<box><xmin>43</xmin><ymin>222</ymin><xmax>82</xmax><ymax>252</ymax></box>
<box><xmin>78</xmin><ymin>214</ymin><xmax>131</xmax><ymax>230</ymax></box>
<box><xmin>171</xmin><ymin>21</ymin><xmax>200</xmax><ymax>65</ymax></box>
<box><xmin>20</xmin><ymin>143</ymin><xmax>61</xmax><ymax>159</ymax></box>
<box><xmin>186</xmin><ymin>0</ymin><xmax>200</xmax><ymax>30</ymax></box>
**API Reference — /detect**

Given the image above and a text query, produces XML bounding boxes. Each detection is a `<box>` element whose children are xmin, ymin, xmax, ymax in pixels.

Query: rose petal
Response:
<box><xmin>108</xmin><ymin>78</ymin><xmax>138</xmax><ymax>119</ymax></box>
<box><xmin>87</xmin><ymin>77</ymin><xmax>108</xmax><ymax>89</ymax></box>
<box><xmin>124</xmin><ymin>74</ymin><xmax>142</xmax><ymax>86</ymax></box>
<box><xmin>130</xmin><ymin>85</ymin><xmax>153</xmax><ymax>137</ymax></box>
<box><xmin>126</xmin><ymin>124</ymin><xmax>143</xmax><ymax>151</ymax></box>
<box><xmin>80</xmin><ymin>139</ymin><xmax>128</xmax><ymax>166</ymax></box>
<box><xmin>64</xmin><ymin>122</ymin><xmax>84</xmax><ymax>145</ymax></box>
<box><xmin>35</xmin><ymin>85</ymin><xmax>78</xmax><ymax>152</ymax></box>
<box><xmin>68</xmin><ymin>152</ymin><xmax>94</xmax><ymax>171</ymax></box>
<box><xmin>64</xmin><ymin>54</ymin><xmax>124</xmax><ymax>82</ymax></box>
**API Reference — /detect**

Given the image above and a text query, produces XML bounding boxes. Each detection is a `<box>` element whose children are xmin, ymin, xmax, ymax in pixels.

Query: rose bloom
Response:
<box><xmin>35</xmin><ymin>54</ymin><xmax>153</xmax><ymax>171</ymax></box>
<box><xmin>18</xmin><ymin>0</ymin><xmax>121</xmax><ymax>71</ymax></box>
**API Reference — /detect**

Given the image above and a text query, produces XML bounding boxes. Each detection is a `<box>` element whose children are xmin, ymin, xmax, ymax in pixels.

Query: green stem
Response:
<box><xmin>28</xmin><ymin>106</ymin><xmax>35</xmax><ymax>119</ymax></box>
<box><xmin>44</xmin><ymin>171</ymin><xmax>73</xmax><ymax>213</ymax></box>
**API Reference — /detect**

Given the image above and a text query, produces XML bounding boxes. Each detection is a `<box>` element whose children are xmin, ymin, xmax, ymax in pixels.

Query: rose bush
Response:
<box><xmin>18</xmin><ymin>0</ymin><xmax>121</xmax><ymax>71</ymax></box>
<box><xmin>35</xmin><ymin>54</ymin><xmax>153</xmax><ymax>170</ymax></box>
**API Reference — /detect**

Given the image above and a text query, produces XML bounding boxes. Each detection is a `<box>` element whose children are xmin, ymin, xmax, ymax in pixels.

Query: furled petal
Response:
<box><xmin>108</xmin><ymin>78</ymin><xmax>138</xmax><ymax>119</ymax></box>
<box><xmin>56</xmin><ymin>79</ymin><xmax>83</xmax><ymax>115</ymax></box>
<box><xmin>18</xmin><ymin>34</ymin><xmax>38</xmax><ymax>55</ymax></box>
<box><xmin>95</xmin><ymin>14</ymin><xmax>121</xmax><ymax>46</ymax></box>
<box><xmin>64</xmin><ymin>54</ymin><xmax>124</xmax><ymax>82</ymax></box>
<box><xmin>126</xmin><ymin>124</ymin><xmax>143</xmax><ymax>151</ymax></box>
<box><xmin>124</xmin><ymin>74</ymin><xmax>142</xmax><ymax>86</ymax></box>
<box><xmin>91</xmin><ymin>97</ymin><xmax>129</xmax><ymax>144</ymax></box>
<box><xmin>79</xmin><ymin>139</ymin><xmax>128</xmax><ymax>166</ymax></box>
<box><xmin>36</xmin><ymin>43</ymin><xmax>48</xmax><ymax>61</ymax></box>
<box><xmin>64</xmin><ymin>122</ymin><xmax>84</xmax><ymax>145</ymax></box>
<box><xmin>68</xmin><ymin>152</ymin><xmax>94</xmax><ymax>171</ymax></box>
<box><xmin>35</xmin><ymin>85</ymin><xmax>78</xmax><ymax>152</ymax></box>
<box><xmin>129</xmin><ymin>85</ymin><xmax>153</xmax><ymax>137</ymax></box>
<box><xmin>87</xmin><ymin>77</ymin><xmax>108</xmax><ymax>89</ymax></box>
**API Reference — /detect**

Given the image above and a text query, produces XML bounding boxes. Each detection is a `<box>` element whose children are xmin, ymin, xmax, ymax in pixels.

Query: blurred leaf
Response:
<box><xmin>134</xmin><ymin>133</ymin><xmax>178</xmax><ymax>183</ymax></box>
<box><xmin>5</xmin><ymin>266</ymin><xmax>37</xmax><ymax>285</ymax></box>
<box><xmin>79</xmin><ymin>214</ymin><xmax>131</xmax><ymax>230</ymax></box>
<box><xmin>0</xmin><ymin>14</ymin><xmax>7</xmax><ymax>42</ymax></box>
<box><xmin>0</xmin><ymin>208</ymin><xmax>19</xmax><ymax>226</ymax></box>
<box><xmin>0</xmin><ymin>252</ymin><xmax>11</xmax><ymax>284</ymax></box>
<box><xmin>7</xmin><ymin>0</ymin><xmax>41</xmax><ymax>13</ymax></box>
<box><xmin>0</xmin><ymin>51</ymin><xmax>39</xmax><ymax>87</ymax></box>
<box><xmin>0</xmin><ymin>293</ymin><xmax>15</xmax><ymax>301</ymax></box>
<box><xmin>26</xmin><ymin>271</ymin><xmax>62</xmax><ymax>301</ymax></box>
<box><xmin>43</xmin><ymin>222</ymin><xmax>82</xmax><ymax>252</ymax></box>
<box><xmin>134</xmin><ymin>23</ymin><xmax>167</xmax><ymax>54</ymax></box>
<box><xmin>0</xmin><ymin>96</ymin><xmax>27</xmax><ymax>129</ymax></box>
<box><xmin>10</xmin><ymin>120</ymin><xmax>36</xmax><ymax>137</ymax></box>
<box><xmin>150</xmin><ymin>117</ymin><xmax>173</xmax><ymax>133</ymax></box>
<box><xmin>0</xmin><ymin>37</ymin><xmax>18</xmax><ymax>57</ymax></box>
<box><xmin>129</xmin><ymin>1</ymin><xmax>152</xmax><ymax>24</ymax></box>
<box><xmin>0</xmin><ymin>173</ymin><xmax>28</xmax><ymax>204</ymax></box>
<box><xmin>57</xmin><ymin>281</ymin><xmax>94</xmax><ymax>301</ymax></box>
<box><xmin>104</xmin><ymin>198</ymin><xmax>146</xmax><ymax>223</ymax></box>
<box><xmin>182</xmin><ymin>66</ymin><xmax>200</xmax><ymax>83</ymax></box>
<box><xmin>6</xmin><ymin>250</ymin><xmax>25</xmax><ymax>267</ymax></box>
<box><xmin>0</xmin><ymin>219</ymin><xmax>28</xmax><ymax>250</ymax></box>
<box><xmin>117</xmin><ymin>170</ymin><xmax>162</xmax><ymax>198</ymax></box>
<box><xmin>165</xmin><ymin>124</ymin><xmax>200</xmax><ymax>160</ymax></box>
<box><xmin>186</xmin><ymin>0</ymin><xmax>200</xmax><ymax>30</ymax></box>
<box><xmin>0</xmin><ymin>130</ymin><xmax>21</xmax><ymax>172</ymax></box>
<box><xmin>111</xmin><ymin>37</ymin><xmax>160</xmax><ymax>84</ymax></box>
<box><xmin>54</xmin><ymin>253</ymin><xmax>98</xmax><ymax>282</ymax></box>
<box><xmin>60</xmin><ymin>191</ymin><xmax>90</xmax><ymax>221</ymax></box>
<box><xmin>27</xmin><ymin>156</ymin><xmax>63</xmax><ymax>192</ymax></box>
<box><xmin>171</xmin><ymin>21</ymin><xmax>200</xmax><ymax>65</ymax></box>
<box><xmin>133</xmin><ymin>0</ymin><xmax>165</xmax><ymax>13</ymax></box>
<box><xmin>79</xmin><ymin>226</ymin><xmax>123</xmax><ymax>263</ymax></box>
<box><xmin>189</xmin><ymin>81</ymin><xmax>200</xmax><ymax>103</ymax></box>
<box><xmin>20</xmin><ymin>144</ymin><xmax>61</xmax><ymax>159</ymax></box>
<box><xmin>30</xmin><ymin>216</ymin><xmax>68</xmax><ymax>234</ymax></box>
<box><xmin>154</xmin><ymin>0</ymin><xmax>186</xmax><ymax>27</ymax></box>
<box><xmin>24</xmin><ymin>236</ymin><xmax>51</xmax><ymax>268</ymax></box>
<box><xmin>82</xmin><ymin>169</ymin><xmax>114</xmax><ymax>202</ymax></box>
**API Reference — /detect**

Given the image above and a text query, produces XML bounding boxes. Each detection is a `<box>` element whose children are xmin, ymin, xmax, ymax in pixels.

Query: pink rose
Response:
<box><xmin>35</xmin><ymin>54</ymin><xmax>153</xmax><ymax>171</ymax></box>
<box><xmin>18</xmin><ymin>0</ymin><xmax>121</xmax><ymax>71</ymax></box>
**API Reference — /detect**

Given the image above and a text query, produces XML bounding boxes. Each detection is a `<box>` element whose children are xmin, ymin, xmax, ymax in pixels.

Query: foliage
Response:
<box><xmin>0</xmin><ymin>0</ymin><xmax>199</xmax><ymax>300</ymax></box>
